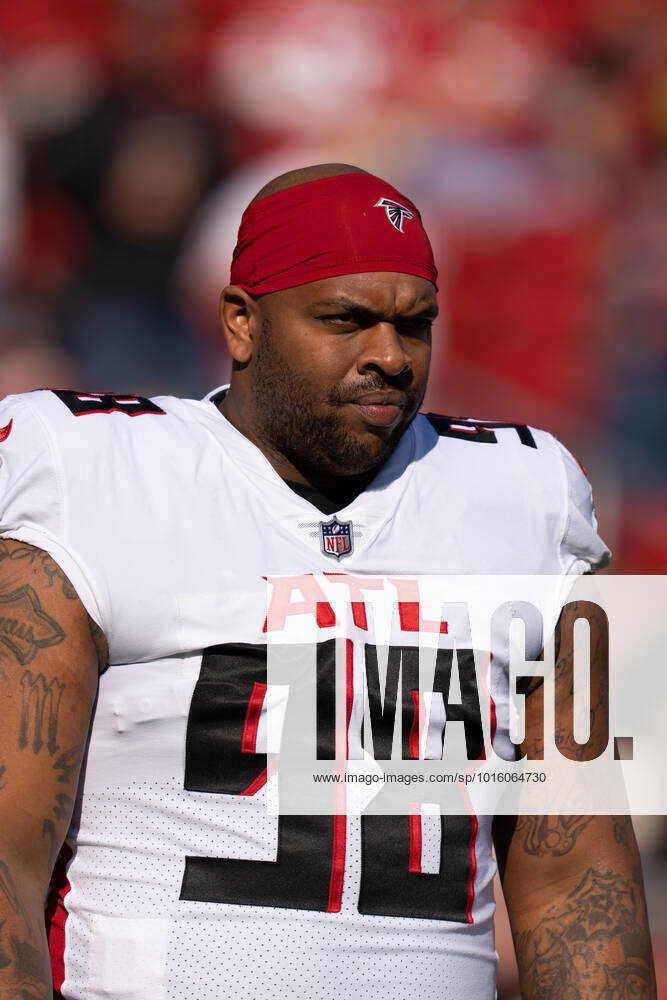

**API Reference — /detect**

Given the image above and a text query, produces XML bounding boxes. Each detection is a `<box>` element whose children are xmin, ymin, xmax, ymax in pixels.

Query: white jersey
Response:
<box><xmin>0</xmin><ymin>387</ymin><xmax>609</xmax><ymax>1000</ymax></box>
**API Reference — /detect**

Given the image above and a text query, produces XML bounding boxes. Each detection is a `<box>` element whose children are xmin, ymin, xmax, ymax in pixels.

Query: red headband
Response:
<box><xmin>230</xmin><ymin>172</ymin><xmax>437</xmax><ymax>295</ymax></box>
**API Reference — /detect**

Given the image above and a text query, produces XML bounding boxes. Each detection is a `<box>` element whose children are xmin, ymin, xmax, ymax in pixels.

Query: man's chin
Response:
<box><xmin>321</xmin><ymin>427</ymin><xmax>403</xmax><ymax>477</ymax></box>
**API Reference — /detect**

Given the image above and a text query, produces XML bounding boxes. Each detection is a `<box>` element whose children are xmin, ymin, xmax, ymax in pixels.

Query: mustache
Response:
<box><xmin>330</xmin><ymin>373</ymin><xmax>417</xmax><ymax>406</ymax></box>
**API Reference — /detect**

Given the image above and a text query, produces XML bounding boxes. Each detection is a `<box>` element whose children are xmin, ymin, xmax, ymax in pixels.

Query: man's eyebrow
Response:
<box><xmin>310</xmin><ymin>297</ymin><xmax>439</xmax><ymax>319</ymax></box>
<box><xmin>414</xmin><ymin>303</ymin><xmax>439</xmax><ymax>320</ymax></box>
<box><xmin>310</xmin><ymin>297</ymin><xmax>363</xmax><ymax>311</ymax></box>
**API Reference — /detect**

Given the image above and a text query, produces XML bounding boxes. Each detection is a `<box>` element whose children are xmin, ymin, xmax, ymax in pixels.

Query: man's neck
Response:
<box><xmin>218</xmin><ymin>390</ymin><xmax>377</xmax><ymax>497</ymax></box>
<box><xmin>220</xmin><ymin>391</ymin><xmax>311</xmax><ymax>484</ymax></box>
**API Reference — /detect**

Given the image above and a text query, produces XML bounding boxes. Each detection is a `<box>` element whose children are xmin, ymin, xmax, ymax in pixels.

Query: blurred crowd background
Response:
<box><xmin>0</xmin><ymin>0</ymin><xmax>666</xmax><ymax>994</ymax></box>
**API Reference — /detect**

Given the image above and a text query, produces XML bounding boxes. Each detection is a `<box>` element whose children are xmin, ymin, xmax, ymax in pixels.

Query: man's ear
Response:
<box><xmin>219</xmin><ymin>286</ymin><xmax>259</xmax><ymax>364</ymax></box>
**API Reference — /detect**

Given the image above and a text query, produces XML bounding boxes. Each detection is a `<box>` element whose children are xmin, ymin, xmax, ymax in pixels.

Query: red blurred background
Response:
<box><xmin>1</xmin><ymin>1</ymin><xmax>666</xmax><ymax>993</ymax></box>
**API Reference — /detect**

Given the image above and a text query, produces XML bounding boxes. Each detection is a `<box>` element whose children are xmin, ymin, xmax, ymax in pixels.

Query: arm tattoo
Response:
<box><xmin>0</xmin><ymin>587</ymin><xmax>65</xmax><ymax>666</ymax></box>
<box><xmin>40</xmin><ymin>745</ymin><xmax>81</xmax><ymax>872</ymax></box>
<box><xmin>10</xmin><ymin>937</ymin><xmax>44</xmax><ymax>983</ymax></box>
<box><xmin>41</xmin><ymin>563</ymin><xmax>77</xmax><ymax>601</ymax></box>
<box><xmin>0</xmin><ymin>542</ymin><xmax>76</xmax><ymax>601</ymax></box>
<box><xmin>515</xmin><ymin>816</ymin><xmax>593</xmax><ymax>857</ymax></box>
<box><xmin>613</xmin><ymin>817</ymin><xmax>632</xmax><ymax>849</ymax></box>
<box><xmin>0</xmin><ymin>922</ymin><xmax>9</xmax><ymax>971</ymax></box>
<box><xmin>0</xmin><ymin>865</ymin><xmax>21</xmax><ymax>917</ymax></box>
<box><xmin>18</xmin><ymin>670</ymin><xmax>65</xmax><ymax>756</ymax></box>
<box><xmin>42</xmin><ymin>796</ymin><xmax>73</xmax><ymax>872</ymax></box>
<box><xmin>0</xmin><ymin>865</ymin><xmax>29</xmax><ymax>929</ymax></box>
<box><xmin>0</xmin><ymin>919</ymin><xmax>50</xmax><ymax>1000</ymax></box>
<box><xmin>516</xmin><ymin>867</ymin><xmax>656</xmax><ymax>999</ymax></box>
<box><xmin>53</xmin><ymin>746</ymin><xmax>81</xmax><ymax>785</ymax></box>
<box><xmin>40</xmin><ymin>821</ymin><xmax>58</xmax><ymax>874</ymax></box>
<box><xmin>52</xmin><ymin>792</ymin><xmax>72</xmax><ymax>822</ymax></box>
<box><xmin>0</xmin><ymin>748</ymin><xmax>82</xmax><ymax>996</ymax></box>
<box><xmin>0</xmin><ymin>541</ymin><xmax>106</xmax><ymax>671</ymax></box>
<box><xmin>553</xmin><ymin>601</ymin><xmax>609</xmax><ymax>761</ymax></box>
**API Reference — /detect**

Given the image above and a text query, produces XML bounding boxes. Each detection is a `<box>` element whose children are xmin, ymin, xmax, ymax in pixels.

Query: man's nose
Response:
<box><xmin>356</xmin><ymin>323</ymin><xmax>412</xmax><ymax>380</ymax></box>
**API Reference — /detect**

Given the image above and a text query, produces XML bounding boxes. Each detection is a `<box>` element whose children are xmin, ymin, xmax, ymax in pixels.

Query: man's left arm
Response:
<box><xmin>494</xmin><ymin>602</ymin><xmax>657</xmax><ymax>999</ymax></box>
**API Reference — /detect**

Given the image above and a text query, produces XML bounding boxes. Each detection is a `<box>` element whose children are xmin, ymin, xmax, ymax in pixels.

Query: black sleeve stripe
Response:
<box><xmin>50</xmin><ymin>389</ymin><xmax>166</xmax><ymax>417</ymax></box>
<box><xmin>425</xmin><ymin>413</ymin><xmax>537</xmax><ymax>449</ymax></box>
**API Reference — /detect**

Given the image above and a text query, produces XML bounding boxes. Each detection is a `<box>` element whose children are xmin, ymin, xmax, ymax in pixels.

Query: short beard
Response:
<box><xmin>252</xmin><ymin>318</ymin><xmax>422</xmax><ymax>482</ymax></box>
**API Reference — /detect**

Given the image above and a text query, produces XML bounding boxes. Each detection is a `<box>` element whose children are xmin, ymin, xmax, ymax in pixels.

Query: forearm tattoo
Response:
<box><xmin>0</xmin><ymin>544</ymin><xmax>85</xmax><ymax>999</ymax></box>
<box><xmin>514</xmin><ymin>816</ymin><xmax>593</xmax><ymax>857</ymax></box>
<box><xmin>516</xmin><ymin>865</ymin><xmax>656</xmax><ymax>999</ymax></box>
<box><xmin>0</xmin><ymin>895</ymin><xmax>50</xmax><ymax>999</ymax></box>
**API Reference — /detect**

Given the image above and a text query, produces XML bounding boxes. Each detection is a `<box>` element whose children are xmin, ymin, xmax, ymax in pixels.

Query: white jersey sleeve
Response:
<box><xmin>550</xmin><ymin>434</ymin><xmax>610</xmax><ymax>575</ymax></box>
<box><xmin>0</xmin><ymin>393</ymin><xmax>107</xmax><ymax>631</ymax></box>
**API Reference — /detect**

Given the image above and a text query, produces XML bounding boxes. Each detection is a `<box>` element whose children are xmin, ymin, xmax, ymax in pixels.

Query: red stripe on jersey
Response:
<box><xmin>345</xmin><ymin>639</ymin><xmax>354</xmax><ymax>756</ymax></box>
<box><xmin>490</xmin><ymin>695</ymin><xmax>497</xmax><ymax>748</ymax></box>
<box><xmin>408</xmin><ymin>813</ymin><xmax>422</xmax><ymax>873</ymax></box>
<box><xmin>0</xmin><ymin>419</ymin><xmax>13</xmax><ymax>441</ymax></box>
<box><xmin>466</xmin><ymin>815</ymin><xmax>479</xmax><ymax>924</ymax></box>
<box><xmin>350</xmin><ymin>601</ymin><xmax>367</xmax><ymax>630</ymax></box>
<box><xmin>316</xmin><ymin>602</ymin><xmax>337</xmax><ymax>628</ymax></box>
<box><xmin>327</xmin><ymin>814</ymin><xmax>347</xmax><ymax>913</ymax></box>
<box><xmin>240</xmin><ymin>767</ymin><xmax>267</xmax><ymax>796</ymax></box>
<box><xmin>326</xmin><ymin>640</ymin><xmax>354</xmax><ymax>913</ymax></box>
<box><xmin>397</xmin><ymin>601</ymin><xmax>448</xmax><ymax>633</ymax></box>
<box><xmin>488</xmin><ymin>653</ymin><xmax>498</xmax><ymax>748</ymax></box>
<box><xmin>46</xmin><ymin>844</ymin><xmax>73</xmax><ymax>995</ymax></box>
<box><xmin>409</xmin><ymin>690</ymin><xmax>421</xmax><ymax>759</ymax></box>
<box><xmin>397</xmin><ymin>601</ymin><xmax>420</xmax><ymax>631</ymax></box>
<box><xmin>242</xmin><ymin>681</ymin><xmax>267</xmax><ymax>754</ymax></box>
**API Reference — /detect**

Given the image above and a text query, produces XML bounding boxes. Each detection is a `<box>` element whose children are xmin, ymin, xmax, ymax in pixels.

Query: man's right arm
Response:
<box><xmin>0</xmin><ymin>539</ymin><xmax>104</xmax><ymax>1000</ymax></box>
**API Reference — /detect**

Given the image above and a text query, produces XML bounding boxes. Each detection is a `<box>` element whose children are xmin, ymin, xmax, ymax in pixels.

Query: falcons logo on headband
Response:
<box><xmin>374</xmin><ymin>197</ymin><xmax>414</xmax><ymax>233</ymax></box>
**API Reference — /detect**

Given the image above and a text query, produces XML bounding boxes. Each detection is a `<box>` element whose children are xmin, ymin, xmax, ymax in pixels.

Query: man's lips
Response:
<box><xmin>346</xmin><ymin>392</ymin><xmax>406</xmax><ymax>428</ymax></box>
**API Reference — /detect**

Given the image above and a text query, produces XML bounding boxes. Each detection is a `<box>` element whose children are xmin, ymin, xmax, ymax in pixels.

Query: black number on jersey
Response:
<box><xmin>51</xmin><ymin>389</ymin><xmax>166</xmax><ymax>417</ymax></box>
<box><xmin>427</xmin><ymin>413</ymin><xmax>536</xmax><ymax>448</ymax></box>
<box><xmin>180</xmin><ymin>642</ymin><xmax>476</xmax><ymax>922</ymax></box>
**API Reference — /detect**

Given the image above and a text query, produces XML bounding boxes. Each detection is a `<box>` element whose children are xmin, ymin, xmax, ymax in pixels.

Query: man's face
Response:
<box><xmin>248</xmin><ymin>272</ymin><xmax>436</xmax><ymax>482</ymax></box>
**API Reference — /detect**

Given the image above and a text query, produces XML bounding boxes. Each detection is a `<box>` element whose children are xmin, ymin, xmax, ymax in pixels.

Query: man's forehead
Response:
<box><xmin>280</xmin><ymin>271</ymin><xmax>438</xmax><ymax>313</ymax></box>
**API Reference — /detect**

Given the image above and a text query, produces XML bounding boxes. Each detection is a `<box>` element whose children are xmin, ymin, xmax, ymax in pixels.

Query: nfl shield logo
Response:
<box><xmin>320</xmin><ymin>516</ymin><xmax>353</xmax><ymax>560</ymax></box>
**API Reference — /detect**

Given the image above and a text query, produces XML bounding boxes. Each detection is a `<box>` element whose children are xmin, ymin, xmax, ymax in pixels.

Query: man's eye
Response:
<box><xmin>320</xmin><ymin>314</ymin><xmax>355</xmax><ymax>325</ymax></box>
<box><xmin>400</xmin><ymin>318</ymin><xmax>433</xmax><ymax>335</ymax></box>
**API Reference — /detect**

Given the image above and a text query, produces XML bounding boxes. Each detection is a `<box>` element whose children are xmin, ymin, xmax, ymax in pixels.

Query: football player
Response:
<box><xmin>0</xmin><ymin>163</ymin><xmax>655</xmax><ymax>998</ymax></box>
